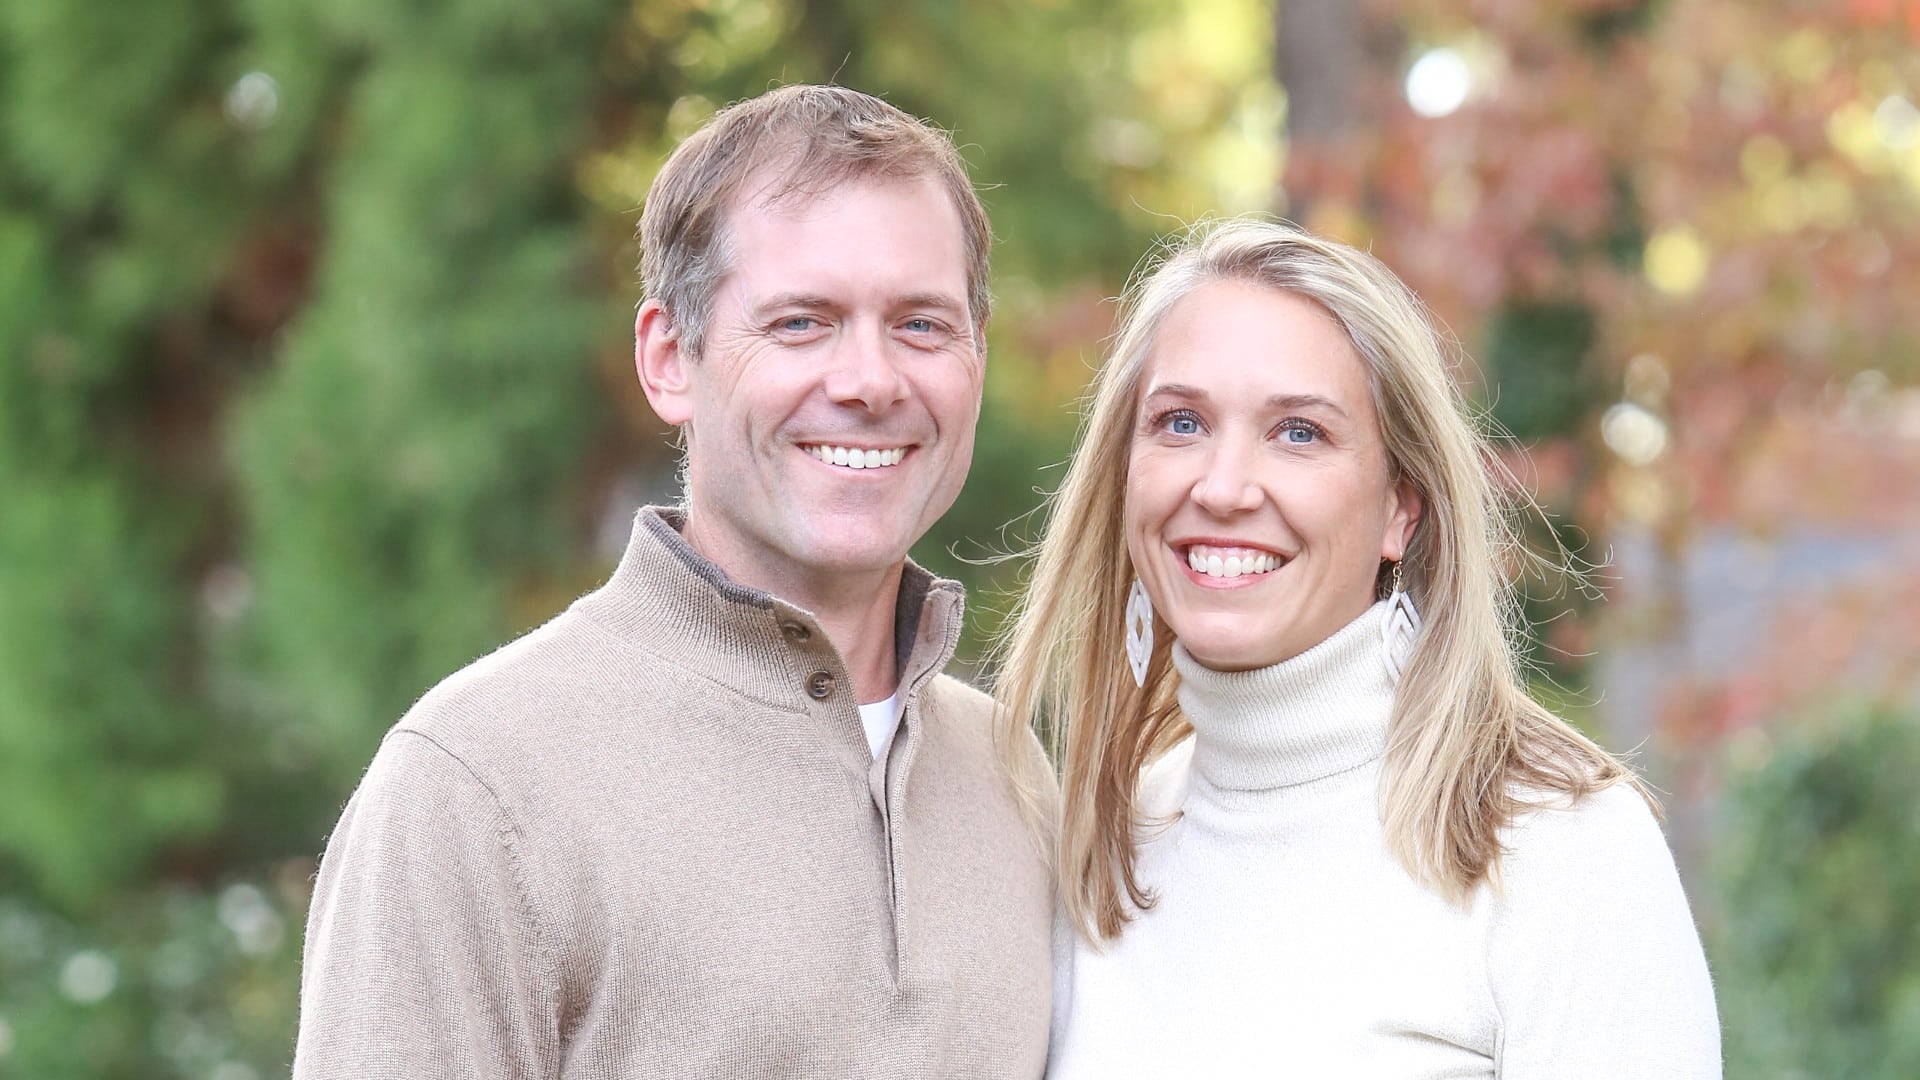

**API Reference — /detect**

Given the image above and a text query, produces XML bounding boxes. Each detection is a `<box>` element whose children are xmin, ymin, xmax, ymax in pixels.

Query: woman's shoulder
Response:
<box><xmin>1484</xmin><ymin>783</ymin><xmax>1720</xmax><ymax>1071</ymax></box>
<box><xmin>1136</xmin><ymin>735</ymin><xmax>1197</xmax><ymax>820</ymax></box>
<box><xmin>1504</xmin><ymin>780</ymin><xmax>1660</xmax><ymax>847</ymax></box>
<box><xmin>1495</xmin><ymin>780</ymin><xmax>1681</xmax><ymax>903</ymax></box>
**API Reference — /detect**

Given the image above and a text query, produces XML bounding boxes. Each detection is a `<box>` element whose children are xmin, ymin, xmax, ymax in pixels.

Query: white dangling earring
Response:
<box><xmin>1124</xmin><ymin>578</ymin><xmax>1154</xmax><ymax>688</ymax></box>
<box><xmin>1382</xmin><ymin>560</ymin><xmax>1421</xmax><ymax>683</ymax></box>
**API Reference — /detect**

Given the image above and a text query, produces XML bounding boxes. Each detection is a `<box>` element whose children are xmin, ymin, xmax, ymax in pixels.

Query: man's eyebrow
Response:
<box><xmin>748</xmin><ymin>292</ymin><xmax>968</xmax><ymax>316</ymax></box>
<box><xmin>892</xmin><ymin>291</ymin><xmax>968</xmax><ymax>314</ymax></box>
<box><xmin>752</xmin><ymin>293</ymin><xmax>839</xmax><ymax>315</ymax></box>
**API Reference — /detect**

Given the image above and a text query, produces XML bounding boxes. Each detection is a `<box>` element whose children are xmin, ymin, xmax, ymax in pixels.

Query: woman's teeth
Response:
<box><xmin>806</xmin><ymin>445</ymin><xmax>907</xmax><ymax>470</ymax></box>
<box><xmin>1186</xmin><ymin>545</ymin><xmax>1282</xmax><ymax>579</ymax></box>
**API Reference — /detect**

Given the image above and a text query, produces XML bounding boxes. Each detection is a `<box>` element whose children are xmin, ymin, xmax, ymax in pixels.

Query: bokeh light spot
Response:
<box><xmin>59</xmin><ymin>950</ymin><xmax>117</xmax><ymax>1004</ymax></box>
<box><xmin>1758</xmin><ymin>179</ymin><xmax>1808</xmax><ymax>233</ymax></box>
<box><xmin>218</xmin><ymin>883</ymin><xmax>285</xmax><ymax>956</ymax></box>
<box><xmin>1644</xmin><ymin>226</ymin><xmax>1709</xmax><ymax>296</ymax></box>
<box><xmin>1827</xmin><ymin>102</ymin><xmax>1882</xmax><ymax>168</ymax></box>
<box><xmin>1873</xmin><ymin>95</ymin><xmax>1919</xmax><ymax>151</ymax></box>
<box><xmin>224</xmin><ymin>72</ymin><xmax>280</xmax><ymax>132</ymax></box>
<box><xmin>1603</xmin><ymin>401</ymin><xmax>1670</xmax><ymax>466</ymax></box>
<box><xmin>1406</xmin><ymin>48</ymin><xmax>1471</xmax><ymax>118</ymax></box>
<box><xmin>1740</xmin><ymin>135</ymin><xmax>1790</xmax><ymax>185</ymax></box>
<box><xmin>1625</xmin><ymin>353</ymin><xmax>1671</xmax><ymax>407</ymax></box>
<box><xmin>1777</xmin><ymin>28</ymin><xmax>1832</xmax><ymax>83</ymax></box>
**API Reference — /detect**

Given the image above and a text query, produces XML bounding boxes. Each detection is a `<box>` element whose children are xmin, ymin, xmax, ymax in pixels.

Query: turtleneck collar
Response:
<box><xmin>1171</xmin><ymin>600</ymin><xmax>1397</xmax><ymax>793</ymax></box>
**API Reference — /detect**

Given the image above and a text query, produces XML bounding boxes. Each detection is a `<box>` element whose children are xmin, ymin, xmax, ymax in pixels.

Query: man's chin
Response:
<box><xmin>768</xmin><ymin>509</ymin><xmax>911</xmax><ymax>567</ymax></box>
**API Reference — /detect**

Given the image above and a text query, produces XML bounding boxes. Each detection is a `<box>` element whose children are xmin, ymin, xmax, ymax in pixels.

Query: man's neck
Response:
<box><xmin>677</xmin><ymin>517</ymin><xmax>905</xmax><ymax>703</ymax></box>
<box><xmin>798</xmin><ymin>567</ymin><xmax>904</xmax><ymax>704</ymax></box>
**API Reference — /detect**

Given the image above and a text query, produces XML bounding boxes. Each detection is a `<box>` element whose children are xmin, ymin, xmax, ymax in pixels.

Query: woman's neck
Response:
<box><xmin>1171</xmin><ymin>600</ymin><xmax>1397</xmax><ymax>792</ymax></box>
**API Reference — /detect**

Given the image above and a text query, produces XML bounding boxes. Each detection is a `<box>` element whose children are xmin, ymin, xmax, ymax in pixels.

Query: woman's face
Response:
<box><xmin>1124</xmin><ymin>280</ymin><xmax>1422</xmax><ymax>672</ymax></box>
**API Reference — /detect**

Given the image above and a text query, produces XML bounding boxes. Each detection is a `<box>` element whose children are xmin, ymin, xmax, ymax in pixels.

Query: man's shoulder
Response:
<box><xmin>916</xmin><ymin>672</ymin><xmax>1056</xmax><ymax>795</ymax></box>
<box><xmin>917</xmin><ymin>671</ymin><xmax>1008</xmax><ymax>749</ymax></box>
<box><xmin>921</xmin><ymin>670</ymin><xmax>992</xmax><ymax>716</ymax></box>
<box><xmin>393</xmin><ymin>604</ymin><xmax>695</xmax><ymax>761</ymax></box>
<box><xmin>400</xmin><ymin>609</ymin><xmax>603</xmax><ymax>732</ymax></box>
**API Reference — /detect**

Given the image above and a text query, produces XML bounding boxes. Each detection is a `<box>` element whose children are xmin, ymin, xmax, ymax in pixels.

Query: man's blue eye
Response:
<box><xmin>781</xmin><ymin>316</ymin><xmax>817</xmax><ymax>332</ymax></box>
<box><xmin>904</xmin><ymin>318</ymin><xmax>935</xmax><ymax>333</ymax></box>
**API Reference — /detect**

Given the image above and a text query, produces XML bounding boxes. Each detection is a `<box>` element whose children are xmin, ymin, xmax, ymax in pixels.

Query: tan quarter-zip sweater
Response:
<box><xmin>294</xmin><ymin>507</ymin><xmax>1054</xmax><ymax>1078</ymax></box>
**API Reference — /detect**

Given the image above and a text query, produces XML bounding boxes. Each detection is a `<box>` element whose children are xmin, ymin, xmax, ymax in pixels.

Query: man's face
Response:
<box><xmin>648</xmin><ymin>175</ymin><xmax>984</xmax><ymax>595</ymax></box>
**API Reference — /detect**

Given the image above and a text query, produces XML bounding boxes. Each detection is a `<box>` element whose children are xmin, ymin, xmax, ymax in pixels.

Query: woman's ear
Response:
<box><xmin>635</xmin><ymin>300</ymin><xmax>694</xmax><ymax>426</ymax></box>
<box><xmin>1380</xmin><ymin>478</ymin><xmax>1424</xmax><ymax>563</ymax></box>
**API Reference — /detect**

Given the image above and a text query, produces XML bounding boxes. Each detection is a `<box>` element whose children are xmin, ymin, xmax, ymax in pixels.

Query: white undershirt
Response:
<box><xmin>856</xmin><ymin>693</ymin><xmax>900</xmax><ymax>759</ymax></box>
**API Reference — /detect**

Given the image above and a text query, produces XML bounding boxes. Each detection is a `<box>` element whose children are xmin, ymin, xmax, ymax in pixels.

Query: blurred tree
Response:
<box><xmin>0</xmin><ymin>0</ymin><xmax>247</xmax><ymax>911</ymax></box>
<box><xmin>0</xmin><ymin>1</ymin><xmax>318</xmax><ymax>1072</ymax></box>
<box><xmin>0</xmin><ymin>0</ymin><xmax>1197</xmax><ymax>1071</ymax></box>
<box><xmin>1266</xmin><ymin>6</ymin><xmax>1920</xmax><ymax>1069</ymax></box>
<box><xmin>7</xmin><ymin>0</ymin><xmax>1913</xmax><ymax>1071</ymax></box>
<box><xmin>230</xmin><ymin>0</ymin><xmax>630</xmax><ymax>812</ymax></box>
<box><xmin>1710</xmin><ymin>703</ymin><xmax>1920</xmax><ymax>1078</ymax></box>
<box><xmin>1276</xmin><ymin>0</ymin><xmax>1920</xmax><ymax>719</ymax></box>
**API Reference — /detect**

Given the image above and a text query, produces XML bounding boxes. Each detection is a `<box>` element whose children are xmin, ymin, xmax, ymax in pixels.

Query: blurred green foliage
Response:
<box><xmin>4</xmin><ymin>0</ymin><xmax>1911</xmax><ymax>1072</ymax></box>
<box><xmin>230</xmin><ymin>0</ymin><xmax>627</xmax><ymax>808</ymax></box>
<box><xmin>0</xmin><ymin>882</ymin><xmax>301</xmax><ymax>1078</ymax></box>
<box><xmin>1483</xmin><ymin>301</ymin><xmax>1599</xmax><ymax>444</ymax></box>
<box><xmin>0</xmin><ymin>0</ymin><xmax>242</xmax><ymax>914</ymax></box>
<box><xmin>0</xmin><ymin>0</ymin><xmax>1162</xmax><ymax>1071</ymax></box>
<box><xmin>1710</xmin><ymin>704</ymin><xmax>1920</xmax><ymax>1079</ymax></box>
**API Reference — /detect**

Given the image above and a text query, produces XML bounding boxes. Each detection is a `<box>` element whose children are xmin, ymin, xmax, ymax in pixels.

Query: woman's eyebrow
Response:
<box><xmin>1143</xmin><ymin>384</ymin><xmax>1350</xmax><ymax>420</ymax></box>
<box><xmin>1264</xmin><ymin>392</ymin><xmax>1349</xmax><ymax>419</ymax></box>
<box><xmin>1141</xmin><ymin>382</ymin><xmax>1207</xmax><ymax>401</ymax></box>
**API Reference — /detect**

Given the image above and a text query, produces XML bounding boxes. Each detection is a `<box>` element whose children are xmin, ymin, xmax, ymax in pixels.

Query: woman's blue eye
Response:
<box><xmin>1282</xmin><ymin>425</ymin><xmax>1317</xmax><ymax>444</ymax></box>
<box><xmin>1170</xmin><ymin>416</ymin><xmax>1200</xmax><ymax>435</ymax></box>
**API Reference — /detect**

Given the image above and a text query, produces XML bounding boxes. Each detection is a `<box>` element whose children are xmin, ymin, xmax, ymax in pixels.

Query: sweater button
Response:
<box><xmin>779</xmin><ymin>620</ymin><xmax>811</xmax><ymax>643</ymax></box>
<box><xmin>806</xmin><ymin>671</ymin><xmax>835</xmax><ymax>699</ymax></box>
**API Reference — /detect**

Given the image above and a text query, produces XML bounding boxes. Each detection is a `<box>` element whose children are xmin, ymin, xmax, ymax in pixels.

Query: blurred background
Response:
<box><xmin>2</xmin><ymin>0</ymin><xmax>1917</xmax><ymax>1074</ymax></box>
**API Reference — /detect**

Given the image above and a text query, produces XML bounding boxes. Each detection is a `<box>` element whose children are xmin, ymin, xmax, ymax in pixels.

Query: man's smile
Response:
<box><xmin>802</xmin><ymin>443</ymin><xmax>911</xmax><ymax>470</ymax></box>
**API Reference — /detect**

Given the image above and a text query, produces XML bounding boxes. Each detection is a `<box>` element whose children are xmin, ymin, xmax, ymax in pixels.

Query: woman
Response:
<box><xmin>994</xmin><ymin>219</ymin><xmax>1720</xmax><ymax>1076</ymax></box>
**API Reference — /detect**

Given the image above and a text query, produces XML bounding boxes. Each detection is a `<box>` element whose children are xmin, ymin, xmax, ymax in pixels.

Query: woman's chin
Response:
<box><xmin>1177</xmin><ymin>633</ymin><xmax>1286</xmax><ymax>674</ymax></box>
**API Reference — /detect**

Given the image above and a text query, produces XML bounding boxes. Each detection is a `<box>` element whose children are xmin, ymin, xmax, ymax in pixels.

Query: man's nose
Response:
<box><xmin>823</xmin><ymin>322</ymin><xmax>909</xmax><ymax>412</ymax></box>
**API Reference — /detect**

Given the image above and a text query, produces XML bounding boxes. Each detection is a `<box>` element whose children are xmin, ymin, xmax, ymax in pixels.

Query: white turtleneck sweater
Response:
<box><xmin>1047</xmin><ymin>602</ymin><xmax>1721</xmax><ymax>1079</ymax></box>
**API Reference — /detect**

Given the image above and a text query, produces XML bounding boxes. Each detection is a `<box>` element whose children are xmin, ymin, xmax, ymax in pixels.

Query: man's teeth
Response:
<box><xmin>806</xmin><ymin>445</ymin><xmax>907</xmax><ymax>470</ymax></box>
<box><xmin>1186</xmin><ymin>545</ymin><xmax>1282</xmax><ymax>579</ymax></box>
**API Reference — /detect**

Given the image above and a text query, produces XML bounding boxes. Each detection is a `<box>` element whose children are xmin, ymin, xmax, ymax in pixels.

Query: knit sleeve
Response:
<box><xmin>294</xmin><ymin>730</ymin><xmax>560</xmax><ymax>1079</ymax></box>
<box><xmin>1486</xmin><ymin>784</ymin><xmax>1722</xmax><ymax>1079</ymax></box>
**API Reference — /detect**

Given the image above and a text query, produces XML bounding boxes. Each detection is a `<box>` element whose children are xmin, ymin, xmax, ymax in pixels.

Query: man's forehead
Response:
<box><xmin>730</xmin><ymin>164</ymin><xmax>945</xmax><ymax>222</ymax></box>
<box><xmin>720</xmin><ymin>176</ymin><xmax>968</xmax><ymax>285</ymax></box>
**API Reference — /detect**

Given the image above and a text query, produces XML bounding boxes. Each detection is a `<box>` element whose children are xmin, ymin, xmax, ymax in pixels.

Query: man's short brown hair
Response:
<box><xmin>638</xmin><ymin>84</ymin><xmax>992</xmax><ymax>359</ymax></box>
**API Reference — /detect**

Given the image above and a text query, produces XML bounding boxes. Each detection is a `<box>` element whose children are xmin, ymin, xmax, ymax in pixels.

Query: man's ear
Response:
<box><xmin>635</xmin><ymin>300</ymin><xmax>694</xmax><ymax>426</ymax></box>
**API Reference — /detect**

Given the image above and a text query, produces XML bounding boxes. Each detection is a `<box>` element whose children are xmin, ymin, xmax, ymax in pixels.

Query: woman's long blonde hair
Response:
<box><xmin>991</xmin><ymin>218</ymin><xmax>1644</xmax><ymax>943</ymax></box>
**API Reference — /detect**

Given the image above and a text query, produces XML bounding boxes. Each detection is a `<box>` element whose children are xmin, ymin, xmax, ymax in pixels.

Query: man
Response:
<box><xmin>295</xmin><ymin>85</ymin><xmax>1054</xmax><ymax>1077</ymax></box>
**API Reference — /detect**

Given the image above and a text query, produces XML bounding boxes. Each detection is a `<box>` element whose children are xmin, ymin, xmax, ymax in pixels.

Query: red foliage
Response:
<box><xmin>1282</xmin><ymin>0</ymin><xmax>1920</xmax><ymax>743</ymax></box>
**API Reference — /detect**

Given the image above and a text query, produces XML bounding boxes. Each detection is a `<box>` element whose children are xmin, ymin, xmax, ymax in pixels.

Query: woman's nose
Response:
<box><xmin>1190</xmin><ymin>442</ymin><xmax>1263</xmax><ymax>515</ymax></box>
